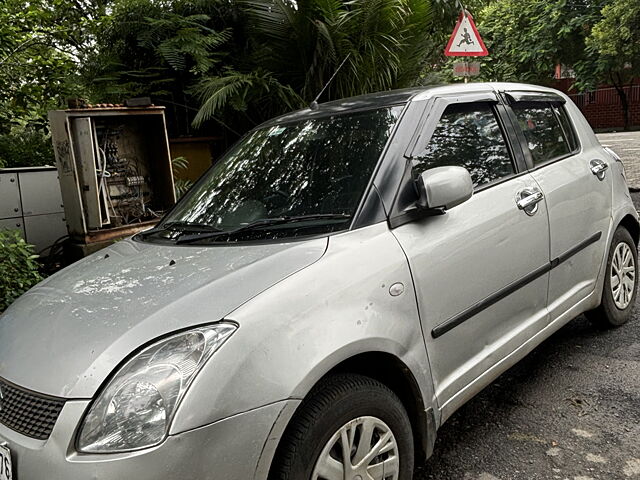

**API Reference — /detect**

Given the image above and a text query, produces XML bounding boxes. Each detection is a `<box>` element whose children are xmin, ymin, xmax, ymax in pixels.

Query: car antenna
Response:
<box><xmin>310</xmin><ymin>53</ymin><xmax>351</xmax><ymax>110</ymax></box>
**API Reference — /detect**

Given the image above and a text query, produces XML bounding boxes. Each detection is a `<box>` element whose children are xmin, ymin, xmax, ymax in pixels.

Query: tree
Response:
<box><xmin>576</xmin><ymin>0</ymin><xmax>640</xmax><ymax>130</ymax></box>
<box><xmin>475</xmin><ymin>0</ymin><xmax>600</xmax><ymax>84</ymax></box>
<box><xmin>83</xmin><ymin>0</ymin><xmax>236</xmax><ymax>137</ymax></box>
<box><xmin>473</xmin><ymin>0</ymin><xmax>639</xmax><ymax>130</ymax></box>
<box><xmin>0</xmin><ymin>0</ymin><xmax>97</xmax><ymax>166</ymax></box>
<box><xmin>193</xmin><ymin>0</ymin><xmax>435</xmax><ymax>130</ymax></box>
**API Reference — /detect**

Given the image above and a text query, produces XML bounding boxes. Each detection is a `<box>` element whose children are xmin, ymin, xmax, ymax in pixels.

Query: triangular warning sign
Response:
<box><xmin>445</xmin><ymin>12</ymin><xmax>489</xmax><ymax>57</ymax></box>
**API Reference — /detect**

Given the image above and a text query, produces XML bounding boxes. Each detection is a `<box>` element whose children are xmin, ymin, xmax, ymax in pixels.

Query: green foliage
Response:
<box><xmin>171</xmin><ymin>156</ymin><xmax>194</xmax><ymax>198</ymax></box>
<box><xmin>0</xmin><ymin>0</ymin><xmax>95</xmax><ymax>130</ymax></box>
<box><xmin>84</xmin><ymin>0</ymin><xmax>234</xmax><ymax>109</ymax></box>
<box><xmin>2</xmin><ymin>0</ymin><xmax>636</xmax><ymax>156</ymax></box>
<box><xmin>574</xmin><ymin>0</ymin><xmax>640</xmax><ymax>90</ymax></box>
<box><xmin>192</xmin><ymin>0</ymin><xmax>435</xmax><ymax>129</ymax></box>
<box><xmin>0</xmin><ymin>230</ymin><xmax>43</xmax><ymax>313</ymax></box>
<box><xmin>573</xmin><ymin>0</ymin><xmax>640</xmax><ymax>128</ymax></box>
<box><xmin>475</xmin><ymin>0</ymin><xmax>600</xmax><ymax>84</ymax></box>
<box><xmin>85</xmin><ymin>0</ymin><xmax>437</xmax><ymax>135</ymax></box>
<box><xmin>192</xmin><ymin>69</ymin><xmax>305</xmax><ymax>128</ymax></box>
<box><xmin>0</xmin><ymin>127</ymin><xmax>55</xmax><ymax>168</ymax></box>
<box><xmin>589</xmin><ymin>0</ymin><xmax>640</xmax><ymax>64</ymax></box>
<box><xmin>0</xmin><ymin>0</ymin><xmax>98</xmax><ymax>168</ymax></box>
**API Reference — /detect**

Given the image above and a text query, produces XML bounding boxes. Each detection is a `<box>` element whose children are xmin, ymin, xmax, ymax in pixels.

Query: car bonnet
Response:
<box><xmin>0</xmin><ymin>237</ymin><xmax>327</xmax><ymax>398</ymax></box>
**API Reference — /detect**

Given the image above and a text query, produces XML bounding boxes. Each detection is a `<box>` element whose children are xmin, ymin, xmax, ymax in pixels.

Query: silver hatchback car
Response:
<box><xmin>0</xmin><ymin>83</ymin><xmax>637</xmax><ymax>480</ymax></box>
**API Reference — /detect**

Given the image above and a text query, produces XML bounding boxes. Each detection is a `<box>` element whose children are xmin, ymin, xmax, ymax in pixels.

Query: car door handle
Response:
<box><xmin>516</xmin><ymin>188</ymin><xmax>544</xmax><ymax>216</ymax></box>
<box><xmin>590</xmin><ymin>159</ymin><xmax>608</xmax><ymax>180</ymax></box>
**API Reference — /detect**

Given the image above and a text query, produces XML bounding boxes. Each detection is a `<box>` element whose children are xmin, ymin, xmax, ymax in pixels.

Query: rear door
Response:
<box><xmin>390</xmin><ymin>92</ymin><xmax>551</xmax><ymax>414</ymax></box>
<box><xmin>503</xmin><ymin>91</ymin><xmax>613</xmax><ymax>320</ymax></box>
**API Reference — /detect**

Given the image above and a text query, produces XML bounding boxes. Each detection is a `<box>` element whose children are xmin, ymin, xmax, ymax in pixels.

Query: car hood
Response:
<box><xmin>0</xmin><ymin>237</ymin><xmax>327</xmax><ymax>398</ymax></box>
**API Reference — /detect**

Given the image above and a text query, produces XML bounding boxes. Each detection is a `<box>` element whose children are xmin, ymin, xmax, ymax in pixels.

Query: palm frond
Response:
<box><xmin>192</xmin><ymin>69</ymin><xmax>305</xmax><ymax>128</ymax></box>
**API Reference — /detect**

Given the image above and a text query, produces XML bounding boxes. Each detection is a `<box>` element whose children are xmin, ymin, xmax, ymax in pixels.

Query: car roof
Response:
<box><xmin>264</xmin><ymin>82</ymin><xmax>563</xmax><ymax>126</ymax></box>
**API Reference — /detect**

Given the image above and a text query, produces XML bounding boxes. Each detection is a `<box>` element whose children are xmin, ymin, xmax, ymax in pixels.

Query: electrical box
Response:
<box><xmin>49</xmin><ymin>106</ymin><xmax>176</xmax><ymax>251</ymax></box>
<box><xmin>0</xmin><ymin>167</ymin><xmax>67</xmax><ymax>254</ymax></box>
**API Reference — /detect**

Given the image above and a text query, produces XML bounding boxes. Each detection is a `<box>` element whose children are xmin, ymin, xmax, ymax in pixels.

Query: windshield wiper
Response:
<box><xmin>139</xmin><ymin>221</ymin><xmax>223</xmax><ymax>238</ymax></box>
<box><xmin>175</xmin><ymin>213</ymin><xmax>351</xmax><ymax>244</ymax></box>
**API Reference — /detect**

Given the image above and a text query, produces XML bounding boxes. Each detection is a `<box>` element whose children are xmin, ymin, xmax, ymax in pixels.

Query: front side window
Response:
<box><xmin>512</xmin><ymin>103</ymin><xmax>574</xmax><ymax>165</ymax></box>
<box><xmin>142</xmin><ymin>106</ymin><xmax>402</xmax><ymax>244</ymax></box>
<box><xmin>412</xmin><ymin>102</ymin><xmax>515</xmax><ymax>188</ymax></box>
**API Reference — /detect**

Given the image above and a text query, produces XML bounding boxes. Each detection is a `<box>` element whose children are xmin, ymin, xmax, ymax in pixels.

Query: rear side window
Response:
<box><xmin>512</xmin><ymin>103</ymin><xmax>577</xmax><ymax>165</ymax></box>
<box><xmin>412</xmin><ymin>103</ymin><xmax>515</xmax><ymax>189</ymax></box>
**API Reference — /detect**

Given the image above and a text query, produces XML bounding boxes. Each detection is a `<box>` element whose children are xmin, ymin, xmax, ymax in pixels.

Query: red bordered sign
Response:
<box><xmin>445</xmin><ymin>12</ymin><xmax>489</xmax><ymax>57</ymax></box>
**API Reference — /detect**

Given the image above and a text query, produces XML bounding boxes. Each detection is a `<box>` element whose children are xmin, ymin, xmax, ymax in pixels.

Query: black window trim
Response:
<box><xmin>551</xmin><ymin>103</ymin><xmax>580</xmax><ymax>155</ymax></box>
<box><xmin>406</xmin><ymin>91</ymin><xmax>501</xmax><ymax>159</ymax></box>
<box><xmin>505</xmin><ymin>91</ymin><xmax>566</xmax><ymax>105</ymax></box>
<box><xmin>503</xmin><ymin>94</ymin><xmax>582</xmax><ymax>171</ymax></box>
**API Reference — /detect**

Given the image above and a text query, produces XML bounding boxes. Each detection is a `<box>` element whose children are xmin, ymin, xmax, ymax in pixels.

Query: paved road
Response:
<box><xmin>597</xmin><ymin>131</ymin><xmax>640</xmax><ymax>190</ymax></box>
<box><xmin>415</xmin><ymin>193</ymin><xmax>640</xmax><ymax>480</ymax></box>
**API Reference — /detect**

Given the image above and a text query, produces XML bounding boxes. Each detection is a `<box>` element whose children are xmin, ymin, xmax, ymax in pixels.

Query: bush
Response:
<box><xmin>0</xmin><ymin>128</ymin><xmax>55</xmax><ymax>169</ymax></box>
<box><xmin>0</xmin><ymin>230</ymin><xmax>43</xmax><ymax>312</ymax></box>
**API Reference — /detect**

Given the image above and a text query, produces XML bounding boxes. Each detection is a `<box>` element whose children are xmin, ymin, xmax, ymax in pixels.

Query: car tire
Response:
<box><xmin>587</xmin><ymin>226</ymin><xmax>638</xmax><ymax>327</ymax></box>
<box><xmin>269</xmin><ymin>373</ymin><xmax>414</xmax><ymax>480</ymax></box>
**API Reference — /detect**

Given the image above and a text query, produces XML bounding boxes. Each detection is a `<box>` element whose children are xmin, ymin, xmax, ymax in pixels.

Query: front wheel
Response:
<box><xmin>587</xmin><ymin>226</ymin><xmax>638</xmax><ymax>327</ymax></box>
<box><xmin>269</xmin><ymin>373</ymin><xmax>414</xmax><ymax>480</ymax></box>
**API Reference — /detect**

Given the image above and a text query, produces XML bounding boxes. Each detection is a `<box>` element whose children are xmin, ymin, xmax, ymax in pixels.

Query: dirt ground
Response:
<box><xmin>414</xmin><ymin>191</ymin><xmax>640</xmax><ymax>480</ymax></box>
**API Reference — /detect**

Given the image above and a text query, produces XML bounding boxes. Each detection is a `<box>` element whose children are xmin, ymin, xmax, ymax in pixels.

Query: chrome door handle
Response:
<box><xmin>516</xmin><ymin>188</ymin><xmax>544</xmax><ymax>216</ymax></box>
<box><xmin>590</xmin><ymin>159</ymin><xmax>608</xmax><ymax>180</ymax></box>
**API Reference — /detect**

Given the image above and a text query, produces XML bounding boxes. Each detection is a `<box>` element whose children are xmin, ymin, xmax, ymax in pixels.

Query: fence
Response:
<box><xmin>567</xmin><ymin>85</ymin><xmax>640</xmax><ymax>130</ymax></box>
<box><xmin>569</xmin><ymin>85</ymin><xmax>640</xmax><ymax>107</ymax></box>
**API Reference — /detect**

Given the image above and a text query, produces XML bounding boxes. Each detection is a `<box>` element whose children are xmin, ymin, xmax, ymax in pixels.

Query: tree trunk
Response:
<box><xmin>611</xmin><ymin>72</ymin><xmax>630</xmax><ymax>131</ymax></box>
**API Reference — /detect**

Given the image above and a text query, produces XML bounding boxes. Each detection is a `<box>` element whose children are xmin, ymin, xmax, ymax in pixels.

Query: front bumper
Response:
<box><xmin>0</xmin><ymin>399</ymin><xmax>294</xmax><ymax>480</ymax></box>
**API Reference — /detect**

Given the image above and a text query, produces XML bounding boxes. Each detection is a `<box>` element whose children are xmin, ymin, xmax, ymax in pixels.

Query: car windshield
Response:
<box><xmin>144</xmin><ymin>106</ymin><xmax>402</xmax><ymax>243</ymax></box>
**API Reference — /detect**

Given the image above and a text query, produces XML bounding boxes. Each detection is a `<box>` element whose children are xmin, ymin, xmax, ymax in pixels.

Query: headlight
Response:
<box><xmin>77</xmin><ymin>323</ymin><xmax>237</xmax><ymax>453</ymax></box>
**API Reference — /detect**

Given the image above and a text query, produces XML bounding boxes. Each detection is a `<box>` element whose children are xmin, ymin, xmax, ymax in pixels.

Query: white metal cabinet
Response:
<box><xmin>0</xmin><ymin>167</ymin><xmax>66</xmax><ymax>253</ymax></box>
<box><xmin>0</xmin><ymin>172</ymin><xmax>21</xmax><ymax>218</ymax></box>
<box><xmin>18</xmin><ymin>169</ymin><xmax>65</xmax><ymax>216</ymax></box>
<box><xmin>48</xmin><ymin>107</ymin><xmax>176</xmax><ymax>239</ymax></box>
<box><xmin>23</xmin><ymin>213</ymin><xmax>67</xmax><ymax>253</ymax></box>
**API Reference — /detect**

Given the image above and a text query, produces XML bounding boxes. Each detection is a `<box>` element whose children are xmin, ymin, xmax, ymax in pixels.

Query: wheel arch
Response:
<box><xmin>619</xmin><ymin>213</ymin><xmax>639</xmax><ymax>246</ymax></box>
<box><xmin>266</xmin><ymin>351</ymin><xmax>436</xmax><ymax>480</ymax></box>
<box><xmin>327</xmin><ymin>351</ymin><xmax>436</xmax><ymax>462</ymax></box>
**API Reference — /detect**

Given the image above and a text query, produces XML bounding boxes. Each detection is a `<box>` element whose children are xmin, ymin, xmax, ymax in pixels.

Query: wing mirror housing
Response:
<box><xmin>416</xmin><ymin>166</ymin><xmax>473</xmax><ymax>211</ymax></box>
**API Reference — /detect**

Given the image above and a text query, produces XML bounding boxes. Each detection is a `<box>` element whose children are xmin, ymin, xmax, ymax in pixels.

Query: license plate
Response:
<box><xmin>0</xmin><ymin>444</ymin><xmax>12</xmax><ymax>480</ymax></box>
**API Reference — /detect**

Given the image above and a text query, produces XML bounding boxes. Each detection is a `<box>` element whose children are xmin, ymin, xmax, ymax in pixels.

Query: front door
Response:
<box><xmin>391</xmin><ymin>94</ymin><xmax>551</xmax><ymax>415</ymax></box>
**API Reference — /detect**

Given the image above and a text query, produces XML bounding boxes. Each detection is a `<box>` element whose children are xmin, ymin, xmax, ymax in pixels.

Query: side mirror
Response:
<box><xmin>416</xmin><ymin>166</ymin><xmax>473</xmax><ymax>211</ymax></box>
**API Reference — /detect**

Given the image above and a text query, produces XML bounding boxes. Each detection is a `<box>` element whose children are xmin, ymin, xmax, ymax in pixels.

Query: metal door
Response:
<box><xmin>505</xmin><ymin>94</ymin><xmax>613</xmax><ymax>320</ymax></box>
<box><xmin>391</xmin><ymin>93</ymin><xmax>551</xmax><ymax>416</ymax></box>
